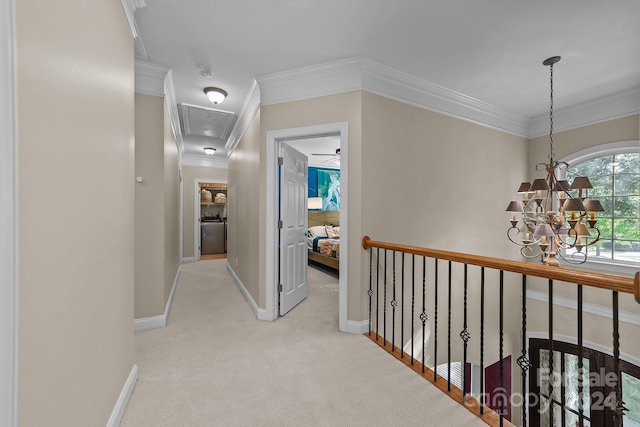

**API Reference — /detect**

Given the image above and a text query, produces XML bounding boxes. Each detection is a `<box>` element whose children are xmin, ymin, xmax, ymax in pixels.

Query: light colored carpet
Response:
<box><xmin>120</xmin><ymin>260</ymin><xmax>486</xmax><ymax>427</ymax></box>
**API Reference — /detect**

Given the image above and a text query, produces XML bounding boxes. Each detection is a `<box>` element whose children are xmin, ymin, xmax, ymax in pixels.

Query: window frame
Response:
<box><xmin>557</xmin><ymin>140</ymin><xmax>640</xmax><ymax>275</ymax></box>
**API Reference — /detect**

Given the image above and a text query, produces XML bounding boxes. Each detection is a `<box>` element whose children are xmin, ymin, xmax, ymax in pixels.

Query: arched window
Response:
<box><xmin>560</xmin><ymin>141</ymin><xmax>640</xmax><ymax>270</ymax></box>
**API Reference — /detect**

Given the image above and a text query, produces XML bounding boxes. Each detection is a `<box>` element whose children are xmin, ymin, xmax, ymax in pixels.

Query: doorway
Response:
<box><xmin>265</xmin><ymin>122</ymin><xmax>349</xmax><ymax>331</ymax></box>
<box><xmin>194</xmin><ymin>179</ymin><xmax>228</xmax><ymax>262</ymax></box>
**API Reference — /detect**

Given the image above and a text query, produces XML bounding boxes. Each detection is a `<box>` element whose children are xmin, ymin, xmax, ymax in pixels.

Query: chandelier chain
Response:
<box><xmin>549</xmin><ymin>62</ymin><xmax>555</xmax><ymax>163</ymax></box>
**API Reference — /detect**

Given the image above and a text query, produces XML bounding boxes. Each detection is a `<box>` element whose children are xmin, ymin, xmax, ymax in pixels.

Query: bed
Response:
<box><xmin>307</xmin><ymin>210</ymin><xmax>340</xmax><ymax>271</ymax></box>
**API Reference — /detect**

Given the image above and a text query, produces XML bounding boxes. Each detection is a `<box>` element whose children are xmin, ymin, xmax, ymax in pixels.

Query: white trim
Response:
<box><xmin>252</xmin><ymin>57</ymin><xmax>640</xmax><ymax>140</ymax></box>
<box><xmin>106</xmin><ymin>364</ymin><xmax>138</xmax><ymax>427</ymax></box>
<box><xmin>558</xmin><ymin>139</ymin><xmax>640</xmax><ymax>166</ymax></box>
<box><xmin>526</xmin><ymin>289</ymin><xmax>640</xmax><ymax>326</ymax></box>
<box><xmin>182</xmin><ymin>154</ymin><xmax>229</xmax><ymax>169</ymax></box>
<box><xmin>119</xmin><ymin>0</ymin><xmax>139</xmax><ymax>38</ymax></box>
<box><xmin>225</xmin><ymin>79</ymin><xmax>261</xmax><ymax>156</ymax></box>
<box><xmin>163</xmin><ymin>69</ymin><xmax>184</xmax><ymax>159</ymax></box>
<box><xmin>134</xmin><ymin>59</ymin><xmax>169</xmax><ymax>97</ymax></box>
<box><xmin>528</xmin><ymin>89</ymin><xmax>640</xmax><ymax>138</ymax></box>
<box><xmin>257</xmin><ymin>57</ymin><xmax>363</xmax><ymax>107</ymax></box>
<box><xmin>361</xmin><ymin>58</ymin><xmax>530</xmax><ymax>137</ymax></box>
<box><xmin>527</xmin><ymin>332</ymin><xmax>640</xmax><ymax>368</ymax></box>
<box><xmin>226</xmin><ymin>263</ymin><xmax>268</xmax><ymax>320</ymax></box>
<box><xmin>345</xmin><ymin>320</ymin><xmax>369</xmax><ymax>335</ymax></box>
<box><xmin>0</xmin><ymin>0</ymin><xmax>17</xmax><ymax>424</ymax></box>
<box><xmin>133</xmin><ymin>268</ymin><xmax>180</xmax><ymax>331</ymax></box>
<box><xmin>266</xmin><ymin>122</ymin><xmax>351</xmax><ymax>332</ymax></box>
<box><xmin>182</xmin><ymin>256</ymin><xmax>197</xmax><ymax>263</ymax></box>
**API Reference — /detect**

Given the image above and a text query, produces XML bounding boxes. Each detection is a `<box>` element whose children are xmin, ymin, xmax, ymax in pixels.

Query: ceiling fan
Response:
<box><xmin>311</xmin><ymin>148</ymin><xmax>340</xmax><ymax>164</ymax></box>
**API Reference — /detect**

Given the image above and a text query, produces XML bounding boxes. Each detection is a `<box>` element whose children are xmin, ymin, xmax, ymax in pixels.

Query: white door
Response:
<box><xmin>279</xmin><ymin>143</ymin><xmax>308</xmax><ymax>315</ymax></box>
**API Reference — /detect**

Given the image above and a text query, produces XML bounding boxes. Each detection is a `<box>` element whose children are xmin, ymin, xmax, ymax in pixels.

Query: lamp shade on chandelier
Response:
<box><xmin>506</xmin><ymin>56</ymin><xmax>603</xmax><ymax>266</ymax></box>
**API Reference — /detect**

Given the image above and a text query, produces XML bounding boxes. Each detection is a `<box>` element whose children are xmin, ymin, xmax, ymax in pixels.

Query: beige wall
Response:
<box><xmin>134</xmin><ymin>93</ymin><xmax>181</xmax><ymax>319</ymax></box>
<box><xmin>228</xmin><ymin>110</ymin><xmax>262</xmax><ymax>304</ymax></box>
<box><xmin>528</xmin><ymin>115</ymin><xmax>639</xmax><ymax>169</ymax></box>
<box><xmin>16</xmin><ymin>1</ymin><xmax>135</xmax><ymax>426</ymax></box>
<box><xmin>135</xmin><ymin>94</ymin><xmax>166</xmax><ymax>318</ymax></box>
<box><xmin>360</xmin><ymin>91</ymin><xmax>528</xmax><ymax>360</ymax></box>
<box><xmin>182</xmin><ymin>165</ymin><xmax>228</xmax><ymax>259</ymax></box>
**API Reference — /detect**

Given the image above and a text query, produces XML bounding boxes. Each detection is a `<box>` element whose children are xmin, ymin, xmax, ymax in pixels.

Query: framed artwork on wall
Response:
<box><xmin>317</xmin><ymin>169</ymin><xmax>340</xmax><ymax>211</ymax></box>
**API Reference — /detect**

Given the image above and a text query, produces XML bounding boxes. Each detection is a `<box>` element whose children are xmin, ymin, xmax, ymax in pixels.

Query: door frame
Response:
<box><xmin>0</xmin><ymin>0</ymin><xmax>17</xmax><ymax>424</ymax></box>
<box><xmin>193</xmin><ymin>178</ymin><xmax>227</xmax><ymax>261</ymax></box>
<box><xmin>265</xmin><ymin>122</ymin><xmax>349</xmax><ymax>331</ymax></box>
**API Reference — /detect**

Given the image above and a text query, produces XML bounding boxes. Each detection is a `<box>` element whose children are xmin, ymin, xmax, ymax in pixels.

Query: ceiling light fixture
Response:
<box><xmin>203</xmin><ymin>87</ymin><xmax>227</xmax><ymax>104</ymax></box>
<box><xmin>203</xmin><ymin>147</ymin><xmax>216</xmax><ymax>155</ymax></box>
<box><xmin>506</xmin><ymin>56</ymin><xmax>603</xmax><ymax>266</ymax></box>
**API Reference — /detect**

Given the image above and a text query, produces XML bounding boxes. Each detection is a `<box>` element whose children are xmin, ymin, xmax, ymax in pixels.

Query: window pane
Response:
<box><xmin>588</xmin><ymin>175</ymin><xmax>613</xmax><ymax>197</ymax></box>
<box><xmin>613</xmin><ymin>219</ymin><xmax>640</xmax><ymax>240</ymax></box>
<box><xmin>623</xmin><ymin>372</ymin><xmax>640</xmax><ymax>426</ymax></box>
<box><xmin>614</xmin><ymin>196</ymin><xmax>639</xmax><ymax>219</ymax></box>
<box><xmin>614</xmin><ymin>174</ymin><xmax>640</xmax><ymax>196</ymax></box>
<box><xmin>564</xmin><ymin>354</ymin><xmax>590</xmax><ymax>413</ymax></box>
<box><xmin>615</xmin><ymin>153</ymin><xmax>640</xmax><ymax>174</ymax></box>
<box><xmin>571</xmin><ymin>156</ymin><xmax>613</xmax><ymax>178</ymax></box>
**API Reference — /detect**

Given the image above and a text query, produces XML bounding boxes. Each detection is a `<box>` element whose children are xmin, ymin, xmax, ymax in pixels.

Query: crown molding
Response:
<box><xmin>528</xmin><ymin>88</ymin><xmax>640</xmax><ymax>138</ymax></box>
<box><xmin>164</xmin><ymin>69</ymin><xmax>184</xmax><ymax>161</ymax></box>
<box><xmin>256</xmin><ymin>57</ymin><xmax>363</xmax><ymax>106</ymax></box>
<box><xmin>182</xmin><ymin>154</ymin><xmax>229</xmax><ymax>169</ymax></box>
<box><xmin>225</xmin><ymin>79</ymin><xmax>261</xmax><ymax>155</ymax></box>
<box><xmin>135</xmin><ymin>59</ymin><xmax>169</xmax><ymax>97</ymax></box>
<box><xmin>362</xmin><ymin>58</ymin><xmax>530</xmax><ymax>137</ymax></box>
<box><xmin>120</xmin><ymin>0</ymin><xmax>148</xmax><ymax>59</ymax></box>
<box><xmin>251</xmin><ymin>56</ymin><xmax>640</xmax><ymax>140</ymax></box>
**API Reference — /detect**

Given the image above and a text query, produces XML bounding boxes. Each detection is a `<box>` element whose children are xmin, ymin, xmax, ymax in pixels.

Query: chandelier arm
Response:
<box><xmin>556</xmin><ymin>249</ymin><xmax>587</xmax><ymax>265</ymax></box>
<box><xmin>521</xmin><ymin>245</ymin><xmax>544</xmax><ymax>259</ymax></box>
<box><xmin>507</xmin><ymin>227</ymin><xmax>544</xmax><ymax>247</ymax></box>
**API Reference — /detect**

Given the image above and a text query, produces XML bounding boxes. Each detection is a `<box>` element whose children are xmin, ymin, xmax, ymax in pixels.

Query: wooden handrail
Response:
<box><xmin>362</xmin><ymin>236</ymin><xmax>640</xmax><ymax>302</ymax></box>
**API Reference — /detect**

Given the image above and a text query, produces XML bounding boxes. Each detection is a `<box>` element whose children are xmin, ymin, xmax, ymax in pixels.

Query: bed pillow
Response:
<box><xmin>308</xmin><ymin>225</ymin><xmax>328</xmax><ymax>238</ymax></box>
<box><xmin>326</xmin><ymin>225</ymin><xmax>340</xmax><ymax>238</ymax></box>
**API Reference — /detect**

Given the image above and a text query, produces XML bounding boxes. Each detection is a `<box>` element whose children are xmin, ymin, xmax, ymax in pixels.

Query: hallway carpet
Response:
<box><xmin>120</xmin><ymin>260</ymin><xmax>486</xmax><ymax>427</ymax></box>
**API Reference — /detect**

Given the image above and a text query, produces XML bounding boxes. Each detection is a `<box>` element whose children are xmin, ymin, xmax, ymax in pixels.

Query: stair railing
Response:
<box><xmin>362</xmin><ymin>236</ymin><xmax>640</xmax><ymax>427</ymax></box>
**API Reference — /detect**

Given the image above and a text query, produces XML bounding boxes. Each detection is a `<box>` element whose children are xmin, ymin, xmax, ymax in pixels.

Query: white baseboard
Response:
<box><xmin>182</xmin><ymin>256</ymin><xmax>196</xmax><ymax>263</ymax></box>
<box><xmin>226</xmin><ymin>263</ymin><xmax>268</xmax><ymax>320</ymax></box>
<box><xmin>344</xmin><ymin>319</ymin><xmax>369</xmax><ymax>335</ymax></box>
<box><xmin>106</xmin><ymin>364</ymin><xmax>138</xmax><ymax>427</ymax></box>
<box><xmin>133</xmin><ymin>268</ymin><xmax>180</xmax><ymax>331</ymax></box>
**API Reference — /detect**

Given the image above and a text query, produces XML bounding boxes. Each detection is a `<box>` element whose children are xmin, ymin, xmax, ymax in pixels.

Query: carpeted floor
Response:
<box><xmin>120</xmin><ymin>260</ymin><xmax>486</xmax><ymax>426</ymax></box>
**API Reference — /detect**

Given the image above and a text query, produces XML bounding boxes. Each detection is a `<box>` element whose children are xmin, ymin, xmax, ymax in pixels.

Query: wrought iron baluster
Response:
<box><xmin>368</xmin><ymin>247</ymin><xmax>373</xmax><ymax>336</ymax></box>
<box><xmin>433</xmin><ymin>259</ymin><xmax>438</xmax><ymax>380</ymax></box>
<box><xmin>392</xmin><ymin>250</ymin><xmax>397</xmax><ymax>351</ymax></box>
<box><xmin>480</xmin><ymin>266</ymin><xmax>485</xmax><ymax>415</ymax></box>
<box><xmin>401</xmin><ymin>252</ymin><xmax>405</xmax><ymax>359</ymax></box>
<box><xmin>612</xmin><ymin>291</ymin><xmax>625</xmax><ymax>426</ymax></box>
<box><xmin>384</xmin><ymin>249</ymin><xmax>387</xmax><ymax>346</ymax></box>
<box><xmin>411</xmin><ymin>254</ymin><xmax>415</xmax><ymax>365</ymax></box>
<box><xmin>500</xmin><ymin>270</ymin><xmax>504</xmax><ymax>427</ymax></box>
<box><xmin>516</xmin><ymin>274</ymin><xmax>531</xmax><ymax>427</ymax></box>
<box><xmin>460</xmin><ymin>264</ymin><xmax>470</xmax><ymax>402</ymax></box>
<box><xmin>448</xmin><ymin>260</ymin><xmax>452</xmax><ymax>392</ymax></box>
<box><xmin>421</xmin><ymin>256</ymin><xmax>427</xmax><ymax>373</ymax></box>
<box><xmin>578</xmin><ymin>284</ymin><xmax>584</xmax><ymax>427</ymax></box>
<box><xmin>376</xmin><ymin>248</ymin><xmax>380</xmax><ymax>341</ymax></box>
<box><xmin>548</xmin><ymin>279</ymin><xmax>554</xmax><ymax>427</ymax></box>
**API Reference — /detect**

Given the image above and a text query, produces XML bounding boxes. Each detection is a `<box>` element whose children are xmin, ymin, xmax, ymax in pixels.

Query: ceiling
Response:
<box><xmin>131</xmin><ymin>0</ymin><xmax>640</xmax><ymax>165</ymax></box>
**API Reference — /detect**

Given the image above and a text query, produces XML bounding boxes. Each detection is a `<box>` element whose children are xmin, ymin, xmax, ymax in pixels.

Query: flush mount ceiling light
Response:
<box><xmin>506</xmin><ymin>56</ymin><xmax>603</xmax><ymax>266</ymax></box>
<box><xmin>203</xmin><ymin>147</ymin><xmax>216</xmax><ymax>155</ymax></box>
<box><xmin>203</xmin><ymin>87</ymin><xmax>227</xmax><ymax>104</ymax></box>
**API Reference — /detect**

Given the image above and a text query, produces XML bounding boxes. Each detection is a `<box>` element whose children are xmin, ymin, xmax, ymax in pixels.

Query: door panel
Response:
<box><xmin>279</xmin><ymin>143</ymin><xmax>308</xmax><ymax>315</ymax></box>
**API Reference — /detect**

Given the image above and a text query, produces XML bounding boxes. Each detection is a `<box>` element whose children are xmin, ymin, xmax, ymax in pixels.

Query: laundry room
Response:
<box><xmin>199</xmin><ymin>182</ymin><xmax>227</xmax><ymax>258</ymax></box>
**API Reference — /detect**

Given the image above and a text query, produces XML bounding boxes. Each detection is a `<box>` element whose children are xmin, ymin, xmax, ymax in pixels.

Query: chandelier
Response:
<box><xmin>506</xmin><ymin>56</ymin><xmax>603</xmax><ymax>266</ymax></box>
